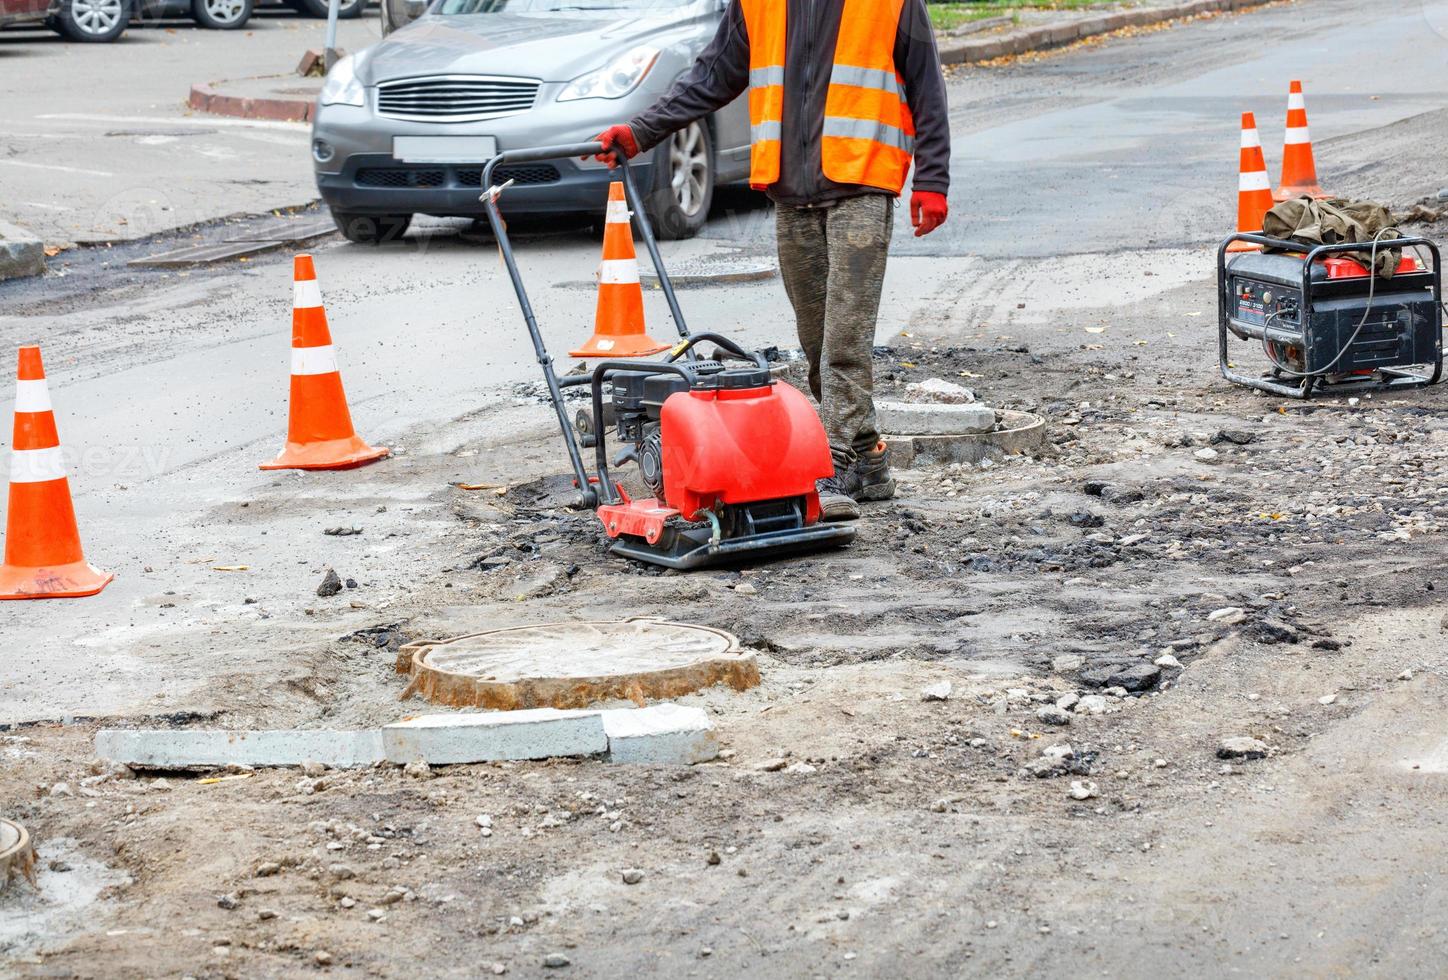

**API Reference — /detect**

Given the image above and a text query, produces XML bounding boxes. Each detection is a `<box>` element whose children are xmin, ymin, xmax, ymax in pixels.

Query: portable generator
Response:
<box><xmin>480</xmin><ymin>141</ymin><xmax>855</xmax><ymax>571</ymax></box>
<box><xmin>1217</xmin><ymin>233</ymin><xmax>1443</xmax><ymax>398</ymax></box>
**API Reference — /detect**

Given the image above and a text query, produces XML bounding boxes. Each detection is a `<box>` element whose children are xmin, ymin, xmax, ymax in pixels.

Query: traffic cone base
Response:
<box><xmin>570</xmin><ymin>333</ymin><xmax>671</xmax><ymax>358</ymax></box>
<box><xmin>260</xmin><ymin>254</ymin><xmax>389</xmax><ymax>471</ymax></box>
<box><xmin>1273</xmin><ymin>183</ymin><xmax>1326</xmax><ymax>203</ymax></box>
<box><xmin>1</xmin><ymin>345</ymin><xmax>112</xmax><ymax>601</ymax></box>
<box><xmin>0</xmin><ymin>559</ymin><xmax>113</xmax><ymax>600</ymax></box>
<box><xmin>571</xmin><ymin>181</ymin><xmax>669</xmax><ymax>358</ymax></box>
<box><xmin>260</xmin><ymin>435</ymin><xmax>389</xmax><ymax>471</ymax></box>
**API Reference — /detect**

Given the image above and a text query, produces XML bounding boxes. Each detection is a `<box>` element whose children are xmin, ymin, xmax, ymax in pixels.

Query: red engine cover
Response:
<box><xmin>660</xmin><ymin>382</ymin><xmax>832</xmax><ymax>523</ymax></box>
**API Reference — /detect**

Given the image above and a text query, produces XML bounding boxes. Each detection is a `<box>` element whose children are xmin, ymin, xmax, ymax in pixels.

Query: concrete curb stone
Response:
<box><xmin>382</xmin><ymin>708</ymin><xmax>608</xmax><ymax>764</ymax></box>
<box><xmin>602</xmin><ymin>704</ymin><xmax>719</xmax><ymax>764</ymax></box>
<box><xmin>937</xmin><ymin>0</ymin><xmax>1277</xmax><ymax>66</ymax></box>
<box><xmin>96</xmin><ymin>702</ymin><xmax>721</xmax><ymax>769</ymax></box>
<box><xmin>0</xmin><ymin>221</ymin><xmax>45</xmax><ymax>282</ymax></box>
<box><xmin>877</xmin><ymin>400</ymin><xmax>997</xmax><ymax>436</ymax></box>
<box><xmin>189</xmin><ymin>80</ymin><xmax>312</xmax><ymax>123</ymax></box>
<box><xmin>93</xmin><ymin>729</ymin><xmax>386</xmax><ymax>768</ymax></box>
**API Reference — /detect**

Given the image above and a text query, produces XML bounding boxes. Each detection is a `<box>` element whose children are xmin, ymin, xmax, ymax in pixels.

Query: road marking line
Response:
<box><xmin>38</xmin><ymin>113</ymin><xmax>309</xmax><ymax>133</ymax></box>
<box><xmin>0</xmin><ymin>159</ymin><xmax>114</xmax><ymax>177</ymax></box>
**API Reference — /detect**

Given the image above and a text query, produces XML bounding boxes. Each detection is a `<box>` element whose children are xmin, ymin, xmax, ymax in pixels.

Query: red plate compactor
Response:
<box><xmin>481</xmin><ymin>142</ymin><xmax>856</xmax><ymax>570</ymax></box>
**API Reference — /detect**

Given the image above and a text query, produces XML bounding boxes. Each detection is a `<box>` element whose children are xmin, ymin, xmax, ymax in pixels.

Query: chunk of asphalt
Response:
<box><xmin>382</xmin><ymin>709</ymin><xmax>608</xmax><ymax>765</ymax></box>
<box><xmin>93</xmin><ymin>729</ymin><xmax>385</xmax><ymax>769</ymax></box>
<box><xmin>601</xmin><ymin>704</ymin><xmax>718</xmax><ymax>764</ymax></box>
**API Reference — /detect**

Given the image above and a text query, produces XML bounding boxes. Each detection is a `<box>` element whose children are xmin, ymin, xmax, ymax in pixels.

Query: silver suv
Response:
<box><xmin>310</xmin><ymin>0</ymin><xmax>751</xmax><ymax>243</ymax></box>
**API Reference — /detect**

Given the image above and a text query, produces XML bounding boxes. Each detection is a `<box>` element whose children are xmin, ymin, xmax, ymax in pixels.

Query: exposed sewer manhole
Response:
<box><xmin>0</xmin><ymin>819</ymin><xmax>37</xmax><ymax>891</ymax></box>
<box><xmin>397</xmin><ymin>619</ymin><xmax>760</xmax><ymax>710</ymax></box>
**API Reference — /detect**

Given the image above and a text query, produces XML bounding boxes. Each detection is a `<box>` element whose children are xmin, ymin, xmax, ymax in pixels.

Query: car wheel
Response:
<box><xmin>331</xmin><ymin>210</ymin><xmax>412</xmax><ymax>245</ymax></box>
<box><xmin>290</xmin><ymin>0</ymin><xmax>365</xmax><ymax>18</ymax></box>
<box><xmin>52</xmin><ymin>0</ymin><xmax>129</xmax><ymax>41</ymax></box>
<box><xmin>192</xmin><ymin>0</ymin><xmax>250</xmax><ymax>28</ymax></box>
<box><xmin>644</xmin><ymin>119</ymin><xmax>714</xmax><ymax>241</ymax></box>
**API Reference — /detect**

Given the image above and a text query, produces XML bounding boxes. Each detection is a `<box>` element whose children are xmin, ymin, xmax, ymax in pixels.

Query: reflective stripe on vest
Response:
<box><xmin>739</xmin><ymin>0</ymin><xmax>914</xmax><ymax>194</ymax></box>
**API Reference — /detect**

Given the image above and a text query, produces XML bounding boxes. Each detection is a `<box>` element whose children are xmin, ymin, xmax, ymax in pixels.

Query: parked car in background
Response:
<box><xmin>0</xmin><ymin>0</ymin><xmax>129</xmax><ymax>41</ymax></box>
<box><xmin>137</xmin><ymin>0</ymin><xmax>249</xmax><ymax>28</ymax></box>
<box><xmin>310</xmin><ymin>0</ymin><xmax>749</xmax><ymax>244</ymax></box>
<box><xmin>269</xmin><ymin>0</ymin><xmax>366</xmax><ymax>21</ymax></box>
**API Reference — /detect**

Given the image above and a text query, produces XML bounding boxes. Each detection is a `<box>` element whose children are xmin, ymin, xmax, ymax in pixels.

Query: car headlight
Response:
<box><xmin>320</xmin><ymin>55</ymin><xmax>366</xmax><ymax>108</ymax></box>
<box><xmin>557</xmin><ymin>45</ymin><xmax>659</xmax><ymax>102</ymax></box>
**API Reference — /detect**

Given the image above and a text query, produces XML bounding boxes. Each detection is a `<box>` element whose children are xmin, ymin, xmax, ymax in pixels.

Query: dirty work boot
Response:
<box><xmin>855</xmin><ymin>441</ymin><xmax>896</xmax><ymax>502</ymax></box>
<box><xmin>816</xmin><ymin>464</ymin><xmax>861</xmax><ymax>522</ymax></box>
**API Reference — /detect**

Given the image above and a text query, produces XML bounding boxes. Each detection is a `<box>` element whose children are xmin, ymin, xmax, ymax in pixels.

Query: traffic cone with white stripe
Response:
<box><xmin>570</xmin><ymin>180</ymin><xmax>669</xmax><ymax>358</ymax></box>
<box><xmin>259</xmin><ymin>255</ymin><xmax>389</xmax><ymax>471</ymax></box>
<box><xmin>1228</xmin><ymin>112</ymin><xmax>1275</xmax><ymax>254</ymax></box>
<box><xmin>1274</xmin><ymin>80</ymin><xmax>1328</xmax><ymax>202</ymax></box>
<box><xmin>0</xmin><ymin>346</ymin><xmax>113</xmax><ymax>600</ymax></box>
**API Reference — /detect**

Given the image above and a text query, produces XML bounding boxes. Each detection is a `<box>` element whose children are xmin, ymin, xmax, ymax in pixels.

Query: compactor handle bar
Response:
<box><xmin>481</xmin><ymin>141</ymin><xmax>697</xmax><ymax>508</ymax></box>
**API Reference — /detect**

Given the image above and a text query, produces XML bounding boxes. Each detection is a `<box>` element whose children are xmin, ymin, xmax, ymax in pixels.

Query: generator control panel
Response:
<box><xmin>1230</xmin><ymin>278</ymin><xmax>1300</xmax><ymax>328</ymax></box>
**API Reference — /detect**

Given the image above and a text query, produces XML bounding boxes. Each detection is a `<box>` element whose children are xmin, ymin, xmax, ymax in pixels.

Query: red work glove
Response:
<box><xmin>589</xmin><ymin>125</ymin><xmax>639</xmax><ymax>168</ymax></box>
<box><xmin>910</xmin><ymin>190</ymin><xmax>948</xmax><ymax>237</ymax></box>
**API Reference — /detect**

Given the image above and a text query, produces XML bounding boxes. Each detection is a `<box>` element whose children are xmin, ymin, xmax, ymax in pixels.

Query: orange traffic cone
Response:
<box><xmin>570</xmin><ymin>181</ymin><xmax>669</xmax><ymax>359</ymax></box>
<box><xmin>0</xmin><ymin>346</ymin><xmax>113</xmax><ymax>600</ymax></box>
<box><xmin>260</xmin><ymin>255</ymin><xmax>389</xmax><ymax>471</ymax></box>
<box><xmin>1228</xmin><ymin>112</ymin><xmax>1276</xmax><ymax>254</ymax></box>
<box><xmin>1274</xmin><ymin>80</ymin><xmax>1328</xmax><ymax>201</ymax></box>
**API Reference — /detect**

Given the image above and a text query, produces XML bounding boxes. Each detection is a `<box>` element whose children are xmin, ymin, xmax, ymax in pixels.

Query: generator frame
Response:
<box><xmin>1217</xmin><ymin>232</ymin><xmax>1443</xmax><ymax>400</ymax></box>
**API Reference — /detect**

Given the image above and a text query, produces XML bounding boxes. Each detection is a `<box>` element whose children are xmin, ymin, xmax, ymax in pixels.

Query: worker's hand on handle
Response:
<box><xmin>588</xmin><ymin>125</ymin><xmax>640</xmax><ymax>168</ymax></box>
<box><xmin>910</xmin><ymin>190</ymin><xmax>948</xmax><ymax>238</ymax></box>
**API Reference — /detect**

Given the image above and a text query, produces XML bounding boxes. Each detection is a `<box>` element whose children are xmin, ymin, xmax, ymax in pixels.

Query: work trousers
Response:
<box><xmin>775</xmin><ymin>194</ymin><xmax>893</xmax><ymax>466</ymax></box>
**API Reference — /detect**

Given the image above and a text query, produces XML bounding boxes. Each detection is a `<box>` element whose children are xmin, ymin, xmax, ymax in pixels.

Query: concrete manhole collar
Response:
<box><xmin>886</xmin><ymin>408</ymin><xmax>1047</xmax><ymax>467</ymax></box>
<box><xmin>397</xmin><ymin>619</ymin><xmax>761</xmax><ymax>710</ymax></box>
<box><xmin>0</xmin><ymin>819</ymin><xmax>37</xmax><ymax>891</ymax></box>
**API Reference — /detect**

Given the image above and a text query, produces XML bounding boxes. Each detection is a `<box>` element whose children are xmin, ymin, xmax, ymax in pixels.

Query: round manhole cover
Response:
<box><xmin>641</xmin><ymin>255</ymin><xmax>777</xmax><ymax>287</ymax></box>
<box><xmin>399</xmin><ymin>619</ymin><xmax>760</xmax><ymax>709</ymax></box>
<box><xmin>0</xmin><ymin>819</ymin><xmax>36</xmax><ymax>891</ymax></box>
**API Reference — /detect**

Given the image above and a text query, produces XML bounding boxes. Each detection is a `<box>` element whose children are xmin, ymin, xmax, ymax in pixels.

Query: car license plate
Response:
<box><xmin>392</xmin><ymin>135</ymin><xmax>497</xmax><ymax>164</ymax></box>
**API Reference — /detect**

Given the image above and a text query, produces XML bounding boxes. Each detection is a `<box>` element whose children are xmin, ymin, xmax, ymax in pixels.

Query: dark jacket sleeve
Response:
<box><xmin>628</xmin><ymin>0</ymin><xmax>750</xmax><ymax>153</ymax></box>
<box><xmin>895</xmin><ymin>0</ymin><xmax>950</xmax><ymax>195</ymax></box>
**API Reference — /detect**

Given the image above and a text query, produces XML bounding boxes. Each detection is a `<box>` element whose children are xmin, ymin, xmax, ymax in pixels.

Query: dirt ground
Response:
<box><xmin>6</xmin><ymin>234</ymin><xmax>1448</xmax><ymax>977</ymax></box>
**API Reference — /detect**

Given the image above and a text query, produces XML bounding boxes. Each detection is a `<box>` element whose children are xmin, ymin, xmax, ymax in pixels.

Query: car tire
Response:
<box><xmin>331</xmin><ymin>210</ymin><xmax>412</xmax><ymax>245</ymax></box>
<box><xmin>192</xmin><ymin>0</ymin><xmax>250</xmax><ymax>28</ymax></box>
<box><xmin>289</xmin><ymin>0</ymin><xmax>365</xmax><ymax>19</ymax></box>
<box><xmin>51</xmin><ymin>0</ymin><xmax>130</xmax><ymax>41</ymax></box>
<box><xmin>643</xmin><ymin>119</ymin><xmax>714</xmax><ymax>241</ymax></box>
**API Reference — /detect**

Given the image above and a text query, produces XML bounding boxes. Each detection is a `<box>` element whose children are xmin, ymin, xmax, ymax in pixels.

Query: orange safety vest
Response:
<box><xmin>740</xmin><ymin>0</ymin><xmax>915</xmax><ymax>194</ymax></box>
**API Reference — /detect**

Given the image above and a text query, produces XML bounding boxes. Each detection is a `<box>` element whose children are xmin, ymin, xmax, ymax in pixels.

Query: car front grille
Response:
<box><xmin>355</xmin><ymin>164</ymin><xmax>560</xmax><ymax>189</ymax></box>
<box><xmin>376</xmin><ymin>75</ymin><xmax>540</xmax><ymax>123</ymax></box>
<box><xmin>455</xmin><ymin>164</ymin><xmax>560</xmax><ymax>187</ymax></box>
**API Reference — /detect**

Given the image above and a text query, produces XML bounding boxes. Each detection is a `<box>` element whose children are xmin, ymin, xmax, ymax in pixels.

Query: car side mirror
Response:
<box><xmin>403</xmin><ymin>0</ymin><xmax>427</xmax><ymax>17</ymax></box>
